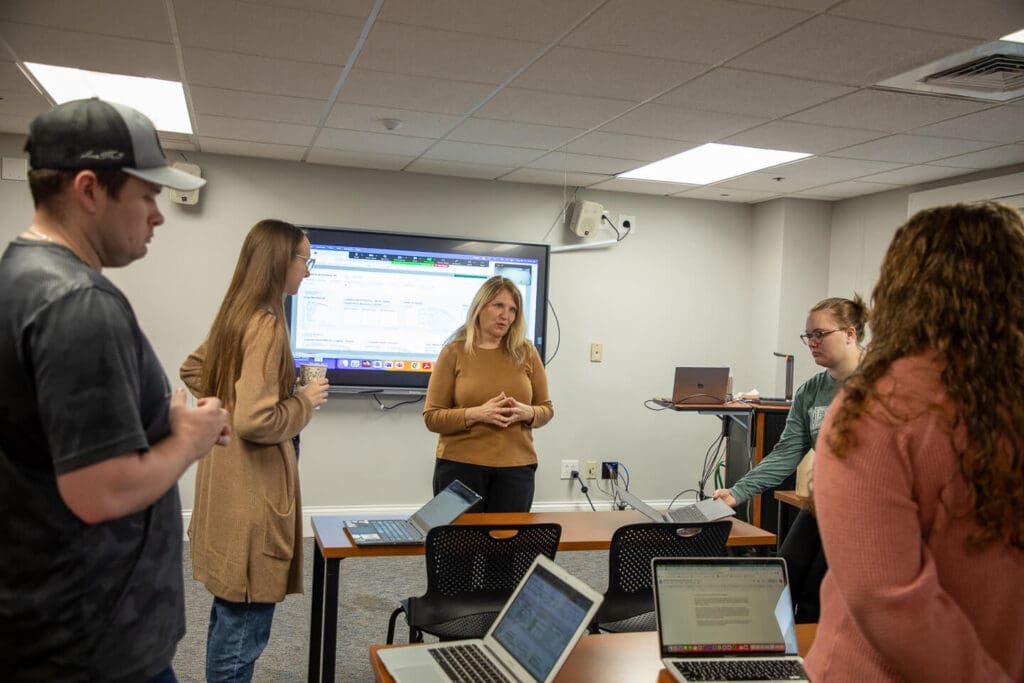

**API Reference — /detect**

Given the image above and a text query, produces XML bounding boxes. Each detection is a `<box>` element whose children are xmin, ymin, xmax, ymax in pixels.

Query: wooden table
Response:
<box><xmin>773</xmin><ymin>490</ymin><xmax>810</xmax><ymax>547</ymax></box>
<box><xmin>369</xmin><ymin>624</ymin><xmax>817</xmax><ymax>682</ymax></box>
<box><xmin>308</xmin><ymin>510</ymin><xmax>776</xmax><ymax>682</ymax></box>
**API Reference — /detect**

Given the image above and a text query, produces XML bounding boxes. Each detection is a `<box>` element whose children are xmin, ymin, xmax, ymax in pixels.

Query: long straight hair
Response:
<box><xmin>199</xmin><ymin>219</ymin><xmax>305</xmax><ymax>410</ymax></box>
<box><xmin>450</xmin><ymin>276</ymin><xmax>530</xmax><ymax>365</ymax></box>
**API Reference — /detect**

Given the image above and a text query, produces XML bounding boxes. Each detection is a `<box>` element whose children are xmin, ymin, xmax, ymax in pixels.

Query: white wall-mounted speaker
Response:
<box><xmin>566</xmin><ymin>199</ymin><xmax>603</xmax><ymax>237</ymax></box>
<box><xmin>169</xmin><ymin>162</ymin><xmax>203</xmax><ymax>205</ymax></box>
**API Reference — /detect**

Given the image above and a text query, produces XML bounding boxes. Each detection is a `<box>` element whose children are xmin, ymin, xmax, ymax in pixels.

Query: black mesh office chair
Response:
<box><xmin>385</xmin><ymin>523</ymin><xmax>562</xmax><ymax>644</ymax></box>
<box><xmin>590</xmin><ymin>521</ymin><xmax>732</xmax><ymax>633</ymax></box>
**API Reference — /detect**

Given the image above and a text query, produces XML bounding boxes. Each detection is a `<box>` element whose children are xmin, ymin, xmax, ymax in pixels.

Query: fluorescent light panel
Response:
<box><xmin>25</xmin><ymin>63</ymin><xmax>192</xmax><ymax>134</ymax></box>
<box><xmin>1002</xmin><ymin>28</ymin><xmax>1024</xmax><ymax>43</ymax></box>
<box><xmin>619</xmin><ymin>143</ymin><xmax>811</xmax><ymax>185</ymax></box>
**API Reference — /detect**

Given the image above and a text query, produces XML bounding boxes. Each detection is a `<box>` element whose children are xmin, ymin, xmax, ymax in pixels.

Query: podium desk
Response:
<box><xmin>308</xmin><ymin>510</ymin><xmax>776</xmax><ymax>682</ymax></box>
<box><xmin>369</xmin><ymin>624</ymin><xmax>817</xmax><ymax>682</ymax></box>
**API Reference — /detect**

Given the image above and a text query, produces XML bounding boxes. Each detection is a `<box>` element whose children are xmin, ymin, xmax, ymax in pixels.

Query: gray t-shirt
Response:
<box><xmin>0</xmin><ymin>239</ymin><xmax>184</xmax><ymax>681</ymax></box>
<box><xmin>730</xmin><ymin>370</ymin><xmax>838</xmax><ymax>504</ymax></box>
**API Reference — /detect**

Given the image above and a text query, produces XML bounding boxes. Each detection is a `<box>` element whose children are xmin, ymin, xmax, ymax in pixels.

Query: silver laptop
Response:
<box><xmin>653</xmin><ymin>557</ymin><xmax>808</xmax><ymax>682</ymax></box>
<box><xmin>343</xmin><ymin>480</ymin><xmax>481</xmax><ymax>546</ymax></box>
<box><xmin>620</xmin><ymin>488</ymin><xmax>735</xmax><ymax>524</ymax></box>
<box><xmin>379</xmin><ymin>554</ymin><xmax>603</xmax><ymax>683</ymax></box>
<box><xmin>672</xmin><ymin>366</ymin><xmax>730</xmax><ymax>404</ymax></box>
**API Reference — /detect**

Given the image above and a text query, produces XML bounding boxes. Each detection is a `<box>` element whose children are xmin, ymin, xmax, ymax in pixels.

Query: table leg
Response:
<box><xmin>777</xmin><ymin>502</ymin><xmax>786</xmax><ymax>550</ymax></box>
<box><xmin>307</xmin><ymin>544</ymin><xmax>325</xmax><ymax>682</ymax></box>
<box><xmin>322</xmin><ymin>557</ymin><xmax>340</xmax><ymax>682</ymax></box>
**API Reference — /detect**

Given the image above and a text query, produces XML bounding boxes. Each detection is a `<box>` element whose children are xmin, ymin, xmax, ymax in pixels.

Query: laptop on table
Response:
<box><xmin>653</xmin><ymin>557</ymin><xmax>809</xmax><ymax>682</ymax></box>
<box><xmin>672</xmin><ymin>366</ymin><xmax>731</xmax><ymax>405</ymax></box>
<box><xmin>343</xmin><ymin>479</ymin><xmax>481</xmax><ymax>546</ymax></box>
<box><xmin>620</xmin><ymin>488</ymin><xmax>735</xmax><ymax>524</ymax></box>
<box><xmin>378</xmin><ymin>554</ymin><xmax>603</xmax><ymax>683</ymax></box>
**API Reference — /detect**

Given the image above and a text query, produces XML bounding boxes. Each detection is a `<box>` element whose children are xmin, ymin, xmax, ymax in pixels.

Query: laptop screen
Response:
<box><xmin>410</xmin><ymin>480</ymin><xmax>481</xmax><ymax>531</ymax></box>
<box><xmin>490</xmin><ymin>562</ymin><xmax>595</xmax><ymax>681</ymax></box>
<box><xmin>654</xmin><ymin>559</ymin><xmax>798</xmax><ymax>657</ymax></box>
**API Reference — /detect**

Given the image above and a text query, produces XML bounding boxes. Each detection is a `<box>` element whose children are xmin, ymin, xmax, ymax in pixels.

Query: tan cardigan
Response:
<box><xmin>181</xmin><ymin>313</ymin><xmax>313</xmax><ymax>603</ymax></box>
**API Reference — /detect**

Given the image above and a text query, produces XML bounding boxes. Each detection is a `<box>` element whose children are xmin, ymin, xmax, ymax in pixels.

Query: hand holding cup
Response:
<box><xmin>298</xmin><ymin>363</ymin><xmax>329</xmax><ymax>410</ymax></box>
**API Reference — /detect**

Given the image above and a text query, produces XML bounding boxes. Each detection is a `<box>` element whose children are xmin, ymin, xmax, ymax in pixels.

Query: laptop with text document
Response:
<box><xmin>343</xmin><ymin>479</ymin><xmax>481</xmax><ymax>546</ymax></box>
<box><xmin>620</xmin><ymin>488</ymin><xmax>736</xmax><ymax>524</ymax></box>
<box><xmin>672</xmin><ymin>367</ymin><xmax>731</xmax><ymax>405</ymax></box>
<box><xmin>378</xmin><ymin>554</ymin><xmax>603</xmax><ymax>683</ymax></box>
<box><xmin>653</xmin><ymin>557</ymin><xmax>809</xmax><ymax>682</ymax></box>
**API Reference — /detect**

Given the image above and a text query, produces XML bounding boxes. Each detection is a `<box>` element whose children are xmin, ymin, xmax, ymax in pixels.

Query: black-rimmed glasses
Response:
<box><xmin>294</xmin><ymin>254</ymin><xmax>316</xmax><ymax>273</ymax></box>
<box><xmin>799</xmin><ymin>328</ymin><xmax>844</xmax><ymax>345</ymax></box>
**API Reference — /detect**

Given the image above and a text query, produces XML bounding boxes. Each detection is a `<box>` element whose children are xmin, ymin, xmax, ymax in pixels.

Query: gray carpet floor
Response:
<box><xmin>173</xmin><ymin>539</ymin><xmax>610</xmax><ymax>682</ymax></box>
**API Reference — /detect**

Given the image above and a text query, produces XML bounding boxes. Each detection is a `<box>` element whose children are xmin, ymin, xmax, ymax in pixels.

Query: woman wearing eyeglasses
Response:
<box><xmin>713</xmin><ymin>295</ymin><xmax>868</xmax><ymax>621</ymax></box>
<box><xmin>179</xmin><ymin>219</ymin><xmax>329</xmax><ymax>682</ymax></box>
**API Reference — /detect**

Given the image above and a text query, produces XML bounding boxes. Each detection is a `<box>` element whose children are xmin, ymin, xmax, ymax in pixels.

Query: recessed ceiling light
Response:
<box><xmin>618</xmin><ymin>143</ymin><xmax>810</xmax><ymax>185</ymax></box>
<box><xmin>1001</xmin><ymin>28</ymin><xmax>1024</xmax><ymax>43</ymax></box>
<box><xmin>24</xmin><ymin>63</ymin><xmax>192</xmax><ymax>134</ymax></box>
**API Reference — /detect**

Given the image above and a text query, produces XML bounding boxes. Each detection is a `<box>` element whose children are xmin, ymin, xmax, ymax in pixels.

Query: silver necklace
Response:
<box><xmin>28</xmin><ymin>227</ymin><xmax>53</xmax><ymax>242</ymax></box>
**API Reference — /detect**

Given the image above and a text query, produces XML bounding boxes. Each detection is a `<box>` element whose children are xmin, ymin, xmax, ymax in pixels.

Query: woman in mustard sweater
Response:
<box><xmin>808</xmin><ymin>202</ymin><xmax>1024</xmax><ymax>682</ymax></box>
<box><xmin>181</xmin><ymin>220</ymin><xmax>328</xmax><ymax>682</ymax></box>
<box><xmin>424</xmin><ymin>275</ymin><xmax>553</xmax><ymax>512</ymax></box>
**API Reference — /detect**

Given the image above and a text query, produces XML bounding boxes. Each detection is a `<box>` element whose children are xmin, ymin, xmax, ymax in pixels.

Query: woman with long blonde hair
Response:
<box><xmin>181</xmin><ymin>219</ymin><xmax>328</xmax><ymax>682</ymax></box>
<box><xmin>806</xmin><ymin>202</ymin><xmax>1024</xmax><ymax>681</ymax></box>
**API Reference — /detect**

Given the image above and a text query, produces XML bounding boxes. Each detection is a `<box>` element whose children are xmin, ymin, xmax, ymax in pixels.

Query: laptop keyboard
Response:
<box><xmin>673</xmin><ymin>659</ymin><xmax>807</xmax><ymax>681</ymax></box>
<box><xmin>373</xmin><ymin>519</ymin><xmax>414</xmax><ymax>541</ymax></box>
<box><xmin>668</xmin><ymin>506</ymin><xmax>708</xmax><ymax>523</ymax></box>
<box><xmin>429</xmin><ymin>644</ymin><xmax>512</xmax><ymax>683</ymax></box>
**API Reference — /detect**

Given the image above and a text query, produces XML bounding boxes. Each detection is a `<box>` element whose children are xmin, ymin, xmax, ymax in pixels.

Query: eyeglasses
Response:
<box><xmin>294</xmin><ymin>254</ymin><xmax>315</xmax><ymax>273</ymax></box>
<box><xmin>799</xmin><ymin>328</ymin><xmax>845</xmax><ymax>345</ymax></box>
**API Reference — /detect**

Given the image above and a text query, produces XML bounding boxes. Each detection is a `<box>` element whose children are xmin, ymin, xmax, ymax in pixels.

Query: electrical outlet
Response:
<box><xmin>601</xmin><ymin>461</ymin><xmax>619</xmax><ymax>480</ymax></box>
<box><xmin>590</xmin><ymin>343</ymin><xmax>603</xmax><ymax>363</ymax></box>
<box><xmin>560</xmin><ymin>459</ymin><xmax>579</xmax><ymax>480</ymax></box>
<box><xmin>585</xmin><ymin>460</ymin><xmax>599</xmax><ymax>480</ymax></box>
<box><xmin>619</xmin><ymin>214</ymin><xmax>636</xmax><ymax>236</ymax></box>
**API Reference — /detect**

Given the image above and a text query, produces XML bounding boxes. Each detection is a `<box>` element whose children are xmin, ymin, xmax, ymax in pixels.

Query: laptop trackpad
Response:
<box><xmin>388</xmin><ymin>662</ymin><xmax>448</xmax><ymax>683</ymax></box>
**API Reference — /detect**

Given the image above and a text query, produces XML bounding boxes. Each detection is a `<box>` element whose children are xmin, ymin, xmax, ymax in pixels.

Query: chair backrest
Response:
<box><xmin>423</xmin><ymin>523</ymin><xmax>562</xmax><ymax>598</ymax></box>
<box><xmin>606</xmin><ymin>521</ymin><xmax>731</xmax><ymax>597</ymax></box>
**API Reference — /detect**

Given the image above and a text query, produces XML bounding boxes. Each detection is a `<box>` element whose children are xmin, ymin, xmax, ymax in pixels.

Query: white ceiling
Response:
<box><xmin>1</xmin><ymin>0</ymin><xmax>1022</xmax><ymax>204</ymax></box>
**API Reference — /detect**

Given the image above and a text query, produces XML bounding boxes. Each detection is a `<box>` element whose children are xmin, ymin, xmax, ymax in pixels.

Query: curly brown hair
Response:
<box><xmin>826</xmin><ymin>201</ymin><xmax>1024</xmax><ymax>552</ymax></box>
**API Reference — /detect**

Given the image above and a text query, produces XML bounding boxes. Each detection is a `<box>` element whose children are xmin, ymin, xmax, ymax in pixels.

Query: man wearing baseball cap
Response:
<box><xmin>0</xmin><ymin>98</ymin><xmax>231</xmax><ymax>681</ymax></box>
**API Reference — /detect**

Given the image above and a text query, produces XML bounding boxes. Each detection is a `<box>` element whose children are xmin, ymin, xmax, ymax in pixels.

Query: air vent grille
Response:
<box><xmin>924</xmin><ymin>54</ymin><xmax>1024</xmax><ymax>93</ymax></box>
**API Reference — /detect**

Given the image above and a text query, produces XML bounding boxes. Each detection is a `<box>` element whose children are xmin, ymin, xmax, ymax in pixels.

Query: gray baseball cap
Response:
<box><xmin>26</xmin><ymin>97</ymin><xmax>206</xmax><ymax>192</ymax></box>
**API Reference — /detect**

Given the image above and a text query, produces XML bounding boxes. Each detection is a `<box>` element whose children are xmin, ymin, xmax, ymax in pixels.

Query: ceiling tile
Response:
<box><xmin>590</xmin><ymin>177</ymin><xmax>699</xmax><ymax>195</ymax></box>
<box><xmin>421</xmin><ymin>140</ymin><xmax>545</xmax><ymax>166</ymax></box>
<box><xmin>564</xmin><ymin>0</ymin><xmax>811</xmax><ymax>64</ymax></box>
<box><xmin>315</xmin><ymin>127</ymin><xmax>436</xmax><ymax>156</ymax></box>
<box><xmin>673</xmin><ymin>186</ymin><xmax>782</xmax><ymax>202</ymax></box>
<box><xmin>715</xmin><ymin>155</ymin><xmax>906</xmax><ymax>191</ymax></box>
<box><xmin>406</xmin><ymin>158</ymin><xmax>512</xmax><ymax>179</ymax></box>
<box><xmin>0</xmin><ymin>22</ymin><xmax>180</xmax><ymax>80</ymax></box>
<box><xmin>832</xmin><ymin>134</ymin><xmax>995</xmax><ymax>163</ymax></box>
<box><xmin>932</xmin><ymin>144</ymin><xmax>1024</xmax><ymax>169</ymax></box>
<box><xmin>191</xmin><ymin>87</ymin><xmax>326</xmax><ymax>125</ymax></box>
<box><xmin>195</xmin><ymin>114</ymin><xmax>317</xmax><ymax>146</ymax></box>
<box><xmin>727</xmin><ymin>16</ymin><xmax>978</xmax><ymax>86</ymax></box>
<box><xmin>357</xmin><ymin>22</ymin><xmax>545</xmax><ymax>85</ymax></box>
<box><xmin>830</xmin><ymin>0</ymin><xmax>1024</xmax><ymax>40</ymax></box>
<box><xmin>527</xmin><ymin>151</ymin><xmax>647</xmax><ymax>175</ymax></box>
<box><xmin>499</xmin><ymin>168</ymin><xmax>611</xmax><ymax>187</ymax></box>
<box><xmin>174</xmin><ymin>0</ymin><xmax>364</xmax><ymax>64</ymax></box>
<box><xmin>656</xmin><ymin>68</ymin><xmax>855</xmax><ymax>118</ymax></box>
<box><xmin>600</xmin><ymin>103</ymin><xmax>767</xmax><ymax>141</ymax></box>
<box><xmin>306</xmin><ymin>147</ymin><xmax>414</xmax><ymax>171</ymax></box>
<box><xmin>238</xmin><ymin>0</ymin><xmax>376</xmax><ymax>18</ymax></box>
<box><xmin>184</xmin><ymin>47</ymin><xmax>342</xmax><ymax>99</ymax></box>
<box><xmin>198</xmin><ymin>137</ymin><xmax>306</xmax><ymax>161</ymax></box>
<box><xmin>512</xmin><ymin>46</ymin><xmax>706</xmax><ymax>102</ymax></box>
<box><xmin>858</xmin><ymin>164</ymin><xmax>970</xmax><ymax>185</ymax></box>
<box><xmin>743</xmin><ymin>0</ymin><xmax>836</xmax><ymax>10</ymax></box>
<box><xmin>0</xmin><ymin>0</ymin><xmax>171</xmax><ymax>42</ymax></box>
<box><xmin>475</xmin><ymin>88</ymin><xmax>635</xmax><ymax>128</ymax></box>
<box><xmin>909</xmin><ymin>106</ymin><xmax>1024</xmax><ymax>143</ymax></box>
<box><xmin>377</xmin><ymin>0</ymin><xmax>603</xmax><ymax>42</ymax></box>
<box><xmin>326</xmin><ymin>103</ymin><xmax>462</xmax><ymax>138</ymax></box>
<box><xmin>0</xmin><ymin>112</ymin><xmax>34</xmax><ymax>136</ymax></box>
<box><xmin>722</xmin><ymin>120</ymin><xmax>884</xmax><ymax>154</ymax></box>
<box><xmin>711</xmin><ymin>172</ymin><xmax>823</xmax><ymax>192</ymax></box>
<box><xmin>798</xmin><ymin>179</ymin><xmax>901</xmax><ymax>197</ymax></box>
<box><xmin>0</xmin><ymin>61</ymin><xmax>40</xmax><ymax>94</ymax></box>
<box><xmin>788</xmin><ymin>88</ymin><xmax>991</xmax><ymax>132</ymax></box>
<box><xmin>0</xmin><ymin>88</ymin><xmax>51</xmax><ymax>118</ymax></box>
<box><xmin>337</xmin><ymin>69</ymin><xmax>494</xmax><ymax>116</ymax></box>
<box><xmin>565</xmin><ymin>131</ymin><xmax>697</xmax><ymax>161</ymax></box>
<box><xmin>447</xmin><ymin>118</ymin><xmax>582</xmax><ymax>150</ymax></box>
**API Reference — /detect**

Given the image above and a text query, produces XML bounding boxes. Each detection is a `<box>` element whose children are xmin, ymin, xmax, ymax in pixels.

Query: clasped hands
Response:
<box><xmin>467</xmin><ymin>391</ymin><xmax>535</xmax><ymax>429</ymax></box>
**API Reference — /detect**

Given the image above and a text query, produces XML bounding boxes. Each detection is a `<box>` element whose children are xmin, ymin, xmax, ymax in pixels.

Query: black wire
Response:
<box><xmin>544</xmin><ymin>298</ymin><xmax>561</xmax><ymax>366</ymax></box>
<box><xmin>601</xmin><ymin>214</ymin><xmax>622</xmax><ymax>240</ymax></box>
<box><xmin>698</xmin><ymin>429</ymin><xmax>728</xmax><ymax>497</ymax></box>
<box><xmin>644</xmin><ymin>399</ymin><xmax>673</xmax><ymax>410</ymax></box>
<box><xmin>668</xmin><ymin>489</ymin><xmax>700</xmax><ymax>510</ymax></box>
<box><xmin>572</xmin><ymin>472</ymin><xmax>596</xmax><ymax>511</ymax></box>
<box><xmin>367</xmin><ymin>392</ymin><xmax>424</xmax><ymax>410</ymax></box>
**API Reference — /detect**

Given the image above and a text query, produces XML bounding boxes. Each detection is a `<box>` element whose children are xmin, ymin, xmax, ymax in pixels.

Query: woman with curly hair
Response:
<box><xmin>806</xmin><ymin>202</ymin><xmax>1024</xmax><ymax>682</ymax></box>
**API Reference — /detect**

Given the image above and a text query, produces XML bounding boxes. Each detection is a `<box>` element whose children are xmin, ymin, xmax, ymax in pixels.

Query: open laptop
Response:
<box><xmin>343</xmin><ymin>479</ymin><xmax>481</xmax><ymax>546</ymax></box>
<box><xmin>378</xmin><ymin>554</ymin><xmax>603</xmax><ymax>683</ymax></box>
<box><xmin>653</xmin><ymin>557</ymin><xmax>809</xmax><ymax>682</ymax></box>
<box><xmin>672</xmin><ymin>367</ymin><xmax>730</xmax><ymax>405</ymax></box>
<box><xmin>620</xmin><ymin>488</ymin><xmax>735</xmax><ymax>524</ymax></box>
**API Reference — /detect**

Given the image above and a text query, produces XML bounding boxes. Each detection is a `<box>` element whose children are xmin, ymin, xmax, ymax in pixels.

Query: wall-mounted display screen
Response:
<box><xmin>286</xmin><ymin>226</ymin><xmax>550</xmax><ymax>394</ymax></box>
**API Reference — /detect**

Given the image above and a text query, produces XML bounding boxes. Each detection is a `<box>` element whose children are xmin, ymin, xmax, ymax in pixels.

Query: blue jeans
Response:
<box><xmin>206</xmin><ymin>596</ymin><xmax>277</xmax><ymax>682</ymax></box>
<box><xmin>147</xmin><ymin>667</ymin><xmax>177</xmax><ymax>683</ymax></box>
